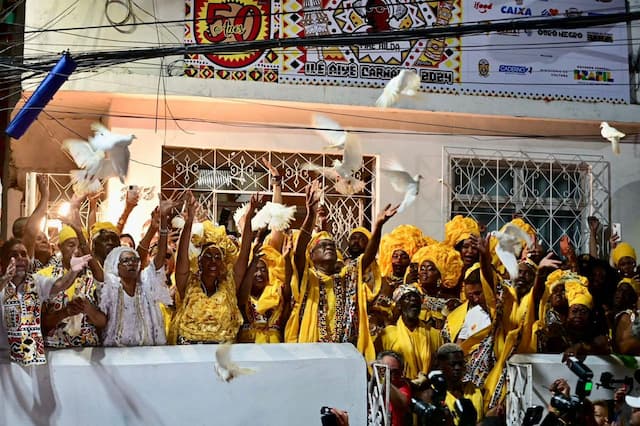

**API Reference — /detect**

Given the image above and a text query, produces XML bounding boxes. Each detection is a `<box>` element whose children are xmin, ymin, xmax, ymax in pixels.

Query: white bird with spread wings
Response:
<box><xmin>382</xmin><ymin>160</ymin><xmax>422</xmax><ymax>213</ymax></box>
<box><xmin>600</xmin><ymin>121</ymin><xmax>625</xmax><ymax>155</ymax></box>
<box><xmin>376</xmin><ymin>70</ymin><xmax>421</xmax><ymax>108</ymax></box>
<box><xmin>303</xmin><ymin>114</ymin><xmax>365</xmax><ymax>195</ymax></box>
<box><xmin>63</xmin><ymin>122</ymin><xmax>135</xmax><ymax>195</ymax></box>
<box><xmin>214</xmin><ymin>344</ymin><xmax>255</xmax><ymax>383</ymax></box>
<box><xmin>491</xmin><ymin>223</ymin><xmax>534</xmax><ymax>281</ymax></box>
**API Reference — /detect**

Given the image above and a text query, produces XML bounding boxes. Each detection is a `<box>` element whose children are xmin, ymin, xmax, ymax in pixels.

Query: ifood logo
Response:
<box><xmin>499</xmin><ymin>65</ymin><xmax>532</xmax><ymax>74</ymax></box>
<box><xmin>473</xmin><ymin>2</ymin><xmax>492</xmax><ymax>13</ymax></box>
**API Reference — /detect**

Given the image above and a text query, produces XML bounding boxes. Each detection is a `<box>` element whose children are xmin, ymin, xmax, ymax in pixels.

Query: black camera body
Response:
<box><xmin>598</xmin><ymin>372</ymin><xmax>634</xmax><ymax>392</ymax></box>
<box><xmin>542</xmin><ymin>357</ymin><xmax>594</xmax><ymax>425</ymax></box>
<box><xmin>411</xmin><ymin>370</ymin><xmax>449</xmax><ymax>425</ymax></box>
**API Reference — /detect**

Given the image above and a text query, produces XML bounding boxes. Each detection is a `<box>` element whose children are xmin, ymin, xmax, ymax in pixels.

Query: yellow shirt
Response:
<box><xmin>445</xmin><ymin>383</ymin><xmax>484</xmax><ymax>425</ymax></box>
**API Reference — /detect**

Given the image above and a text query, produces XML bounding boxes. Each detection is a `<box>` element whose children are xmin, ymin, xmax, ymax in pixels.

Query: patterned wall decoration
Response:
<box><xmin>184</xmin><ymin>0</ymin><xmax>630</xmax><ymax>103</ymax></box>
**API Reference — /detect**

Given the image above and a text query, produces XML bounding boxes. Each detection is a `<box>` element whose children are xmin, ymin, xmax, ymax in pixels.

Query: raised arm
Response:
<box><xmin>293</xmin><ymin>181</ymin><xmax>320</xmax><ymax>282</ymax></box>
<box><xmin>137</xmin><ymin>208</ymin><xmax>159</xmax><ymax>268</ymax></box>
<box><xmin>280</xmin><ymin>234</ymin><xmax>294</xmax><ymax>328</ymax></box>
<box><xmin>474</xmin><ymin>233</ymin><xmax>494</xmax><ymax>288</ymax></box>
<box><xmin>153</xmin><ymin>196</ymin><xmax>180</xmax><ymax>271</ymax></box>
<box><xmin>175</xmin><ymin>191</ymin><xmax>196</xmax><ymax>300</ymax></box>
<box><xmin>23</xmin><ymin>174</ymin><xmax>49</xmax><ymax>258</ymax></box>
<box><xmin>234</xmin><ymin>193</ymin><xmax>264</xmax><ymax>290</ymax></box>
<box><xmin>116</xmin><ymin>189</ymin><xmax>139</xmax><ymax>234</ymax></box>
<box><xmin>65</xmin><ymin>197</ymin><xmax>104</xmax><ymax>282</ymax></box>
<box><xmin>49</xmin><ymin>255</ymin><xmax>92</xmax><ymax>295</ymax></box>
<box><xmin>362</xmin><ymin>204</ymin><xmax>398</xmax><ymax>270</ymax></box>
<box><xmin>262</xmin><ymin>158</ymin><xmax>285</xmax><ymax>252</ymax></box>
<box><xmin>237</xmin><ymin>240</ymin><xmax>262</xmax><ymax>308</ymax></box>
<box><xmin>531</xmin><ymin>253</ymin><xmax>561</xmax><ymax>319</ymax></box>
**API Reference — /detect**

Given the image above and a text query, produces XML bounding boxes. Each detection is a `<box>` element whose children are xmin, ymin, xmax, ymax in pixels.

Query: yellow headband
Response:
<box><xmin>348</xmin><ymin>227</ymin><xmax>372</xmax><ymax>241</ymax></box>
<box><xmin>618</xmin><ymin>277</ymin><xmax>640</xmax><ymax>295</ymax></box>
<box><xmin>612</xmin><ymin>243</ymin><xmax>637</xmax><ymax>267</ymax></box>
<box><xmin>91</xmin><ymin>221</ymin><xmax>119</xmax><ymax>239</ymax></box>
<box><xmin>58</xmin><ymin>225</ymin><xmax>78</xmax><ymax>245</ymax></box>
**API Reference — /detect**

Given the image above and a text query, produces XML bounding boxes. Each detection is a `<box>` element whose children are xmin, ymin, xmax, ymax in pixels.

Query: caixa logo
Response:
<box><xmin>499</xmin><ymin>64</ymin><xmax>532</xmax><ymax>74</ymax></box>
<box><xmin>500</xmin><ymin>5</ymin><xmax>532</xmax><ymax>16</ymax></box>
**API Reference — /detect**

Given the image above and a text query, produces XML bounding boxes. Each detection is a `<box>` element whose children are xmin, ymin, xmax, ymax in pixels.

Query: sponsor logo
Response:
<box><xmin>565</xmin><ymin>8</ymin><xmax>583</xmax><ymax>17</ymax></box>
<box><xmin>500</xmin><ymin>5</ymin><xmax>532</xmax><ymax>15</ymax></box>
<box><xmin>538</xmin><ymin>29</ymin><xmax>583</xmax><ymax>39</ymax></box>
<box><xmin>478</xmin><ymin>59</ymin><xmax>490</xmax><ymax>77</ymax></box>
<box><xmin>499</xmin><ymin>64</ymin><xmax>532</xmax><ymax>74</ymax></box>
<box><xmin>574</xmin><ymin>69</ymin><xmax>614</xmax><ymax>82</ymax></box>
<box><xmin>587</xmin><ymin>32</ymin><xmax>613</xmax><ymax>42</ymax></box>
<box><xmin>473</xmin><ymin>2</ymin><xmax>492</xmax><ymax>13</ymax></box>
<box><xmin>541</xmin><ymin>8</ymin><xmax>559</xmax><ymax>16</ymax></box>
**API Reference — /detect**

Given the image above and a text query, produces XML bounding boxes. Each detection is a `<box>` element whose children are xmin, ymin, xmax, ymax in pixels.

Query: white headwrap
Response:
<box><xmin>103</xmin><ymin>246</ymin><xmax>139</xmax><ymax>285</ymax></box>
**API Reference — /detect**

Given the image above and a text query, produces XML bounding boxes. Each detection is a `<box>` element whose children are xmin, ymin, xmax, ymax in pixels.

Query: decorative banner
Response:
<box><xmin>184</xmin><ymin>0</ymin><xmax>630</xmax><ymax>103</ymax></box>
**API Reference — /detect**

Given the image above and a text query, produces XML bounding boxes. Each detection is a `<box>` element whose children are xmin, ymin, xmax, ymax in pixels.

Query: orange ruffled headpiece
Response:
<box><xmin>379</xmin><ymin>225</ymin><xmax>432</xmax><ymax>277</ymax></box>
<box><xmin>411</xmin><ymin>243</ymin><xmax>464</xmax><ymax>289</ymax></box>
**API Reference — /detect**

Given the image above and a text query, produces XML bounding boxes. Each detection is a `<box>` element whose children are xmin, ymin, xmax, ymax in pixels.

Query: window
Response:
<box><xmin>161</xmin><ymin>147</ymin><xmax>377</xmax><ymax>248</ymax></box>
<box><xmin>444</xmin><ymin>147</ymin><xmax>611</xmax><ymax>255</ymax></box>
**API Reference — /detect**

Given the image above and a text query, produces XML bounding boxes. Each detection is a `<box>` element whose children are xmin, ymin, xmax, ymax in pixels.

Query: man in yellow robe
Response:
<box><xmin>285</xmin><ymin>182</ymin><xmax>398</xmax><ymax>361</ymax></box>
<box><xmin>377</xmin><ymin>285</ymin><xmax>442</xmax><ymax>380</ymax></box>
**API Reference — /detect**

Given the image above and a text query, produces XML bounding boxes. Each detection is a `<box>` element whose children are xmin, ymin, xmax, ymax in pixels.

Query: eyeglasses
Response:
<box><xmin>119</xmin><ymin>257</ymin><xmax>141</xmax><ymax>266</ymax></box>
<box><xmin>367</xmin><ymin>5</ymin><xmax>387</xmax><ymax>13</ymax></box>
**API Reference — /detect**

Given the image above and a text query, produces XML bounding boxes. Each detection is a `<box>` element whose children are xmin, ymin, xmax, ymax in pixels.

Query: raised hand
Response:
<box><xmin>559</xmin><ymin>235</ymin><xmax>573</xmax><ymax>257</ymax></box>
<box><xmin>183</xmin><ymin>191</ymin><xmax>197</xmax><ymax>222</ymax></box>
<box><xmin>538</xmin><ymin>252</ymin><xmax>562</xmax><ymax>270</ymax></box>
<box><xmin>1</xmin><ymin>257</ymin><xmax>16</xmax><ymax>285</ymax></box>
<box><xmin>305</xmin><ymin>180</ymin><xmax>321</xmax><ymax>213</ymax></box>
<box><xmin>36</xmin><ymin>174</ymin><xmax>49</xmax><ymax>195</ymax></box>
<box><xmin>126</xmin><ymin>188</ymin><xmax>140</xmax><ymax>207</ymax></box>
<box><xmin>376</xmin><ymin>203</ymin><xmax>399</xmax><ymax>225</ymax></box>
<box><xmin>70</xmin><ymin>254</ymin><xmax>92</xmax><ymax>272</ymax></box>
<box><xmin>159</xmin><ymin>194</ymin><xmax>181</xmax><ymax>218</ymax></box>
<box><xmin>261</xmin><ymin>157</ymin><xmax>280</xmax><ymax>178</ymax></box>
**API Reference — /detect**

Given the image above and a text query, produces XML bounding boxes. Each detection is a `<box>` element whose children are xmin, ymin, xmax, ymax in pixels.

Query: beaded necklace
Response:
<box><xmin>114</xmin><ymin>283</ymin><xmax>148</xmax><ymax>346</ymax></box>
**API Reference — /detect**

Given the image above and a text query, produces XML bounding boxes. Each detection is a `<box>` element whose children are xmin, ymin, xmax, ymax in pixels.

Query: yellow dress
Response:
<box><xmin>285</xmin><ymin>255</ymin><xmax>379</xmax><ymax>362</ymax></box>
<box><xmin>379</xmin><ymin>317</ymin><xmax>442</xmax><ymax>379</ymax></box>
<box><xmin>168</xmin><ymin>271</ymin><xmax>243</xmax><ymax>344</ymax></box>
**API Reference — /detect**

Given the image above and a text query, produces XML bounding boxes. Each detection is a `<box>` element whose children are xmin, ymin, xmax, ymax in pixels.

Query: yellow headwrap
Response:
<box><xmin>618</xmin><ymin>277</ymin><xmax>640</xmax><ymax>295</ymax></box>
<box><xmin>612</xmin><ymin>243</ymin><xmax>637</xmax><ymax>267</ymax></box>
<box><xmin>411</xmin><ymin>243</ymin><xmax>464</xmax><ymax>289</ymax></box>
<box><xmin>191</xmin><ymin>221</ymin><xmax>239</xmax><ymax>273</ymax></box>
<box><xmin>565</xmin><ymin>280</ymin><xmax>593</xmax><ymax>309</ymax></box>
<box><xmin>306</xmin><ymin>231</ymin><xmax>334</xmax><ymax>265</ymax></box>
<box><xmin>349</xmin><ymin>227</ymin><xmax>372</xmax><ymax>241</ymax></box>
<box><xmin>544</xmin><ymin>269</ymin><xmax>589</xmax><ymax>290</ymax></box>
<box><xmin>58</xmin><ymin>225</ymin><xmax>78</xmax><ymax>245</ymax></box>
<box><xmin>443</xmin><ymin>215</ymin><xmax>480</xmax><ymax>248</ymax></box>
<box><xmin>90</xmin><ymin>221</ymin><xmax>119</xmax><ymax>239</ymax></box>
<box><xmin>379</xmin><ymin>225</ymin><xmax>430</xmax><ymax>277</ymax></box>
<box><xmin>464</xmin><ymin>262</ymin><xmax>481</xmax><ymax>282</ymax></box>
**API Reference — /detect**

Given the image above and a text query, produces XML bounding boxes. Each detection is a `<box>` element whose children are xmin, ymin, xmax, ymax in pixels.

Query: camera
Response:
<box><xmin>543</xmin><ymin>357</ymin><xmax>594</xmax><ymax>425</ymax></box>
<box><xmin>598</xmin><ymin>372</ymin><xmax>634</xmax><ymax>392</ymax></box>
<box><xmin>320</xmin><ymin>406</ymin><xmax>338</xmax><ymax>426</ymax></box>
<box><xmin>411</xmin><ymin>370</ymin><xmax>448</xmax><ymax>425</ymax></box>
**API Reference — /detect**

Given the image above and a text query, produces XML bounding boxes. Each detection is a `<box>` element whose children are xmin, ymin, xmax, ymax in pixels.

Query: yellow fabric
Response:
<box><xmin>284</xmin><ymin>255</ymin><xmax>378</xmax><ymax>362</ymax></box>
<box><xmin>349</xmin><ymin>226</ymin><xmax>372</xmax><ymax>241</ymax></box>
<box><xmin>612</xmin><ymin>242</ymin><xmax>637</xmax><ymax>267</ymax></box>
<box><xmin>58</xmin><ymin>226</ymin><xmax>78</xmax><ymax>245</ymax></box>
<box><xmin>379</xmin><ymin>317</ymin><xmax>442</xmax><ymax>380</ymax></box>
<box><xmin>255</xmin><ymin>245</ymin><xmax>285</xmax><ymax>314</ymax></box>
<box><xmin>238</xmin><ymin>295</ymin><xmax>282</xmax><ymax>343</ymax></box>
<box><xmin>443</xmin><ymin>215</ymin><xmax>480</xmax><ymax>248</ymax></box>
<box><xmin>168</xmin><ymin>271</ymin><xmax>243</xmax><ymax>343</ymax></box>
<box><xmin>411</xmin><ymin>244</ymin><xmax>464</xmax><ymax>289</ymax></box>
<box><xmin>90</xmin><ymin>221</ymin><xmax>118</xmax><ymax>239</ymax></box>
<box><xmin>539</xmin><ymin>269</ymin><xmax>589</xmax><ymax>320</ymax></box>
<box><xmin>565</xmin><ymin>280</ymin><xmax>593</xmax><ymax>308</ymax></box>
<box><xmin>378</xmin><ymin>225</ymin><xmax>431</xmax><ymax>277</ymax></box>
<box><xmin>618</xmin><ymin>277</ymin><xmax>640</xmax><ymax>295</ymax></box>
<box><xmin>445</xmin><ymin>383</ymin><xmax>484</xmax><ymax>425</ymax></box>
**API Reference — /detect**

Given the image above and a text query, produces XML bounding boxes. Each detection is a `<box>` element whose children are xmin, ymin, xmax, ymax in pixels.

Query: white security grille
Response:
<box><xmin>161</xmin><ymin>147</ymin><xmax>376</xmax><ymax>246</ymax></box>
<box><xmin>443</xmin><ymin>148</ymin><xmax>611</xmax><ymax>255</ymax></box>
<box><xmin>506</xmin><ymin>362</ymin><xmax>533</xmax><ymax>426</ymax></box>
<box><xmin>367</xmin><ymin>362</ymin><xmax>390</xmax><ymax>426</ymax></box>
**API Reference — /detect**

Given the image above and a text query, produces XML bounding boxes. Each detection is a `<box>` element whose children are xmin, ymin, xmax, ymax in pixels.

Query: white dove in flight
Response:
<box><xmin>63</xmin><ymin>123</ymin><xmax>135</xmax><ymax>195</ymax></box>
<box><xmin>313</xmin><ymin>114</ymin><xmax>348</xmax><ymax>150</ymax></box>
<box><xmin>214</xmin><ymin>344</ymin><xmax>255</xmax><ymax>383</ymax></box>
<box><xmin>381</xmin><ymin>160</ymin><xmax>422</xmax><ymax>213</ymax></box>
<box><xmin>491</xmin><ymin>223</ymin><xmax>533</xmax><ymax>281</ymax></box>
<box><xmin>303</xmin><ymin>117</ymin><xmax>365</xmax><ymax>195</ymax></box>
<box><xmin>600</xmin><ymin>121</ymin><xmax>625</xmax><ymax>155</ymax></box>
<box><xmin>376</xmin><ymin>70</ymin><xmax>421</xmax><ymax>108</ymax></box>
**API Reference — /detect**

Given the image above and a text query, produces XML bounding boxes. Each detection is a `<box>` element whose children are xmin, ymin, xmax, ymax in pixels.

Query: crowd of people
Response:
<box><xmin>1</xmin><ymin>163</ymin><xmax>639</xmax><ymax>425</ymax></box>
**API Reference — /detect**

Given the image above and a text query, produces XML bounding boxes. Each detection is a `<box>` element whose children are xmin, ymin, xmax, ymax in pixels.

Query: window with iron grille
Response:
<box><xmin>444</xmin><ymin>147</ymin><xmax>611</xmax><ymax>256</ymax></box>
<box><xmin>161</xmin><ymin>147</ymin><xmax>377</xmax><ymax>248</ymax></box>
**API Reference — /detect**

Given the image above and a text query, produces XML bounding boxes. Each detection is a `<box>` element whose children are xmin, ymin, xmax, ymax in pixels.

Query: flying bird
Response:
<box><xmin>491</xmin><ymin>223</ymin><xmax>534</xmax><ymax>281</ymax></box>
<box><xmin>214</xmin><ymin>344</ymin><xmax>255</xmax><ymax>382</ymax></box>
<box><xmin>600</xmin><ymin>121</ymin><xmax>625</xmax><ymax>155</ymax></box>
<box><xmin>376</xmin><ymin>70</ymin><xmax>421</xmax><ymax>108</ymax></box>
<box><xmin>381</xmin><ymin>161</ymin><xmax>422</xmax><ymax>213</ymax></box>
<box><xmin>63</xmin><ymin>123</ymin><xmax>135</xmax><ymax>195</ymax></box>
<box><xmin>313</xmin><ymin>114</ymin><xmax>348</xmax><ymax>150</ymax></box>
<box><xmin>303</xmin><ymin>116</ymin><xmax>365</xmax><ymax>195</ymax></box>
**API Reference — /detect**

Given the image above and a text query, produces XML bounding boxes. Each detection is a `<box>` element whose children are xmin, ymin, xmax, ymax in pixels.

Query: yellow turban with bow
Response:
<box><xmin>58</xmin><ymin>225</ymin><xmax>78</xmax><ymax>245</ymax></box>
<box><xmin>612</xmin><ymin>243</ymin><xmax>636</xmax><ymax>268</ymax></box>
<box><xmin>90</xmin><ymin>221</ymin><xmax>118</xmax><ymax>239</ymax></box>
<box><xmin>379</xmin><ymin>225</ymin><xmax>431</xmax><ymax>277</ymax></box>
<box><xmin>190</xmin><ymin>221</ymin><xmax>239</xmax><ymax>273</ymax></box>
<box><xmin>443</xmin><ymin>215</ymin><xmax>480</xmax><ymax>248</ymax></box>
<box><xmin>565</xmin><ymin>280</ymin><xmax>593</xmax><ymax>309</ymax></box>
<box><xmin>411</xmin><ymin>243</ymin><xmax>464</xmax><ymax>289</ymax></box>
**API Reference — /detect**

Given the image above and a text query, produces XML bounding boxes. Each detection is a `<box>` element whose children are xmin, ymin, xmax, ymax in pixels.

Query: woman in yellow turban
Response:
<box><xmin>612</xmin><ymin>242</ymin><xmax>639</xmax><ymax>292</ymax></box>
<box><xmin>443</xmin><ymin>215</ymin><xmax>481</xmax><ymax>285</ymax></box>
<box><xmin>408</xmin><ymin>243</ymin><xmax>464</xmax><ymax>328</ymax></box>
<box><xmin>169</xmin><ymin>191</ymin><xmax>254</xmax><ymax>344</ymax></box>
